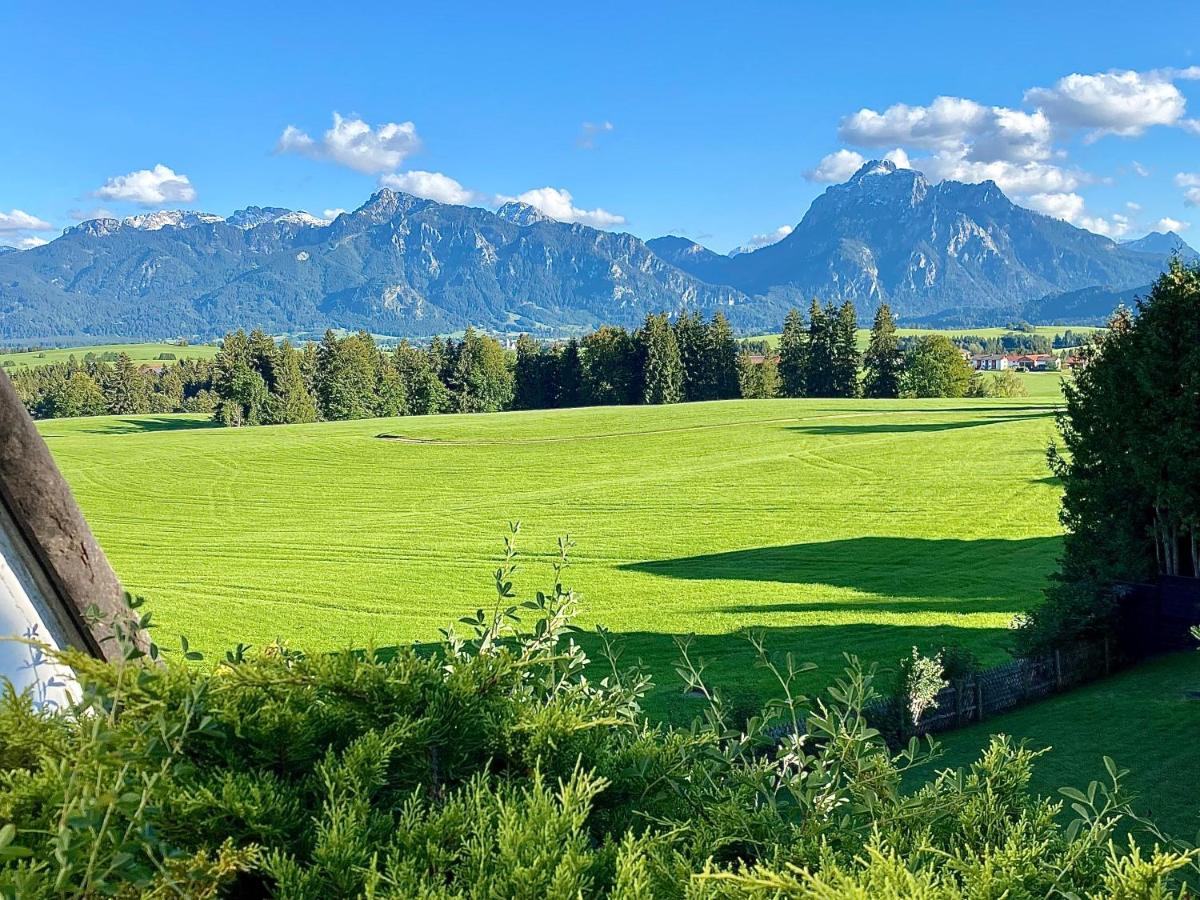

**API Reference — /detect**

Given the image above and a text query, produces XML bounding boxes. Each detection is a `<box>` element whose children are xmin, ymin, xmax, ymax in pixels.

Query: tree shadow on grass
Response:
<box><xmin>620</xmin><ymin>536</ymin><xmax>1061</xmax><ymax>605</ymax></box>
<box><xmin>789</xmin><ymin>410</ymin><xmax>1056</xmax><ymax>436</ymax></box>
<box><xmin>72</xmin><ymin>416</ymin><xmax>220</xmax><ymax>436</ymax></box>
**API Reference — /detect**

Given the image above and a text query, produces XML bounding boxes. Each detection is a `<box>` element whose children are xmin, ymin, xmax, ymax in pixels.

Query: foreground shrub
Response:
<box><xmin>0</xmin><ymin>530</ymin><xmax>1194</xmax><ymax>897</ymax></box>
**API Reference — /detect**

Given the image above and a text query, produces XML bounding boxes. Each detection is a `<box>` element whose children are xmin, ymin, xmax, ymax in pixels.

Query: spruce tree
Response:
<box><xmin>863</xmin><ymin>303</ymin><xmax>902</xmax><ymax>398</ymax></box>
<box><xmin>804</xmin><ymin>299</ymin><xmax>835</xmax><ymax>397</ymax></box>
<box><xmin>266</xmin><ymin>341</ymin><xmax>319</xmax><ymax>424</ymax></box>
<box><xmin>708</xmin><ymin>312</ymin><xmax>741</xmax><ymax>400</ymax></box>
<box><xmin>513</xmin><ymin>334</ymin><xmax>545</xmax><ymax>410</ymax></box>
<box><xmin>393</xmin><ymin>341</ymin><xmax>446</xmax><ymax>415</ymax></box>
<box><xmin>638</xmin><ymin>313</ymin><xmax>683</xmax><ymax>405</ymax></box>
<box><xmin>556</xmin><ymin>338</ymin><xmax>584</xmax><ymax>408</ymax></box>
<box><xmin>104</xmin><ymin>354</ymin><xmax>153</xmax><ymax>415</ymax></box>
<box><xmin>673</xmin><ymin>311</ymin><xmax>710</xmax><ymax>401</ymax></box>
<box><xmin>831</xmin><ymin>300</ymin><xmax>860</xmax><ymax>398</ymax></box>
<box><xmin>777</xmin><ymin>308</ymin><xmax>807</xmax><ymax>397</ymax></box>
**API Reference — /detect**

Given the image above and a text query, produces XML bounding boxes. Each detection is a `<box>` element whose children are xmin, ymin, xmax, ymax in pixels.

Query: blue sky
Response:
<box><xmin>2</xmin><ymin>0</ymin><xmax>1199</xmax><ymax>251</ymax></box>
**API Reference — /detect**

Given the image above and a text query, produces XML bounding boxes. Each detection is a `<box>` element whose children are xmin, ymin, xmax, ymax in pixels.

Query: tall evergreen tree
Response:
<box><xmin>265</xmin><ymin>341</ymin><xmax>319</xmax><ymax>424</ymax></box>
<box><xmin>863</xmin><ymin>303</ymin><xmax>903</xmax><ymax>398</ymax></box>
<box><xmin>443</xmin><ymin>328</ymin><xmax>514</xmax><ymax>413</ymax></box>
<box><xmin>393</xmin><ymin>341</ymin><xmax>446</xmax><ymax>416</ymax></box>
<box><xmin>580</xmin><ymin>326</ymin><xmax>639</xmax><ymax>405</ymax></box>
<box><xmin>708</xmin><ymin>312</ymin><xmax>741</xmax><ymax>400</ymax></box>
<box><xmin>556</xmin><ymin>338</ymin><xmax>584</xmax><ymax>408</ymax></box>
<box><xmin>104</xmin><ymin>354</ymin><xmax>153</xmax><ymax>415</ymax></box>
<box><xmin>638</xmin><ymin>313</ymin><xmax>683</xmax><ymax>405</ymax></box>
<box><xmin>673</xmin><ymin>311</ymin><xmax>710</xmax><ymax>401</ymax></box>
<box><xmin>314</xmin><ymin>330</ymin><xmax>378</xmax><ymax>420</ymax></box>
<box><xmin>777</xmin><ymin>308</ymin><xmax>808</xmax><ymax>398</ymax></box>
<box><xmin>804</xmin><ymin>299</ymin><xmax>836</xmax><ymax>397</ymax></box>
<box><xmin>831</xmin><ymin>300</ymin><xmax>860</xmax><ymax>398</ymax></box>
<box><xmin>513</xmin><ymin>334</ymin><xmax>556</xmax><ymax>410</ymax></box>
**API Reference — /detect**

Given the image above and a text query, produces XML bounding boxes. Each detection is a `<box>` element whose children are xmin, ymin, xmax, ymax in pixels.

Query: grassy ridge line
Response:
<box><xmin>0</xmin><ymin>341</ymin><xmax>219</xmax><ymax>371</ymax></box>
<box><xmin>38</xmin><ymin>394</ymin><xmax>1065</xmax><ymax>722</ymax></box>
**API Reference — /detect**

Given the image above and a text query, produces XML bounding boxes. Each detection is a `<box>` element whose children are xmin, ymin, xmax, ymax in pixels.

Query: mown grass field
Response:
<box><xmin>0</xmin><ymin>342</ymin><xmax>218</xmax><ymax>371</ymax></box>
<box><xmin>40</xmin><ymin>381</ymin><xmax>1066</xmax><ymax>721</ymax></box>
<box><xmin>928</xmin><ymin>651</ymin><xmax>1200</xmax><ymax>839</ymax></box>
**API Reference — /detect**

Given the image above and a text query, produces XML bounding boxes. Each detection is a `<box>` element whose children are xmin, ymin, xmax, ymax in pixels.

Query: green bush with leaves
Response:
<box><xmin>0</xmin><ymin>531</ymin><xmax>1195</xmax><ymax>897</ymax></box>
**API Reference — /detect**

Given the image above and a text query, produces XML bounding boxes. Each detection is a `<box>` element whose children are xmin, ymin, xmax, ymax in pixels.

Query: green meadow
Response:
<box><xmin>41</xmin><ymin>373</ymin><xmax>1200</xmax><ymax>829</ymax></box>
<box><xmin>40</xmin><ymin>382</ymin><xmax>1066</xmax><ymax>719</ymax></box>
<box><xmin>0</xmin><ymin>341</ymin><xmax>218</xmax><ymax>371</ymax></box>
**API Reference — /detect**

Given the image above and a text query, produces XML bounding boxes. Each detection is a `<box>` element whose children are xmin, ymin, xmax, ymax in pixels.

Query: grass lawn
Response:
<box><xmin>924</xmin><ymin>651</ymin><xmax>1200</xmax><ymax>841</ymax></box>
<box><xmin>0</xmin><ymin>341</ymin><xmax>218</xmax><ymax>371</ymax></box>
<box><xmin>38</xmin><ymin>394</ymin><xmax>1065</xmax><ymax>720</ymax></box>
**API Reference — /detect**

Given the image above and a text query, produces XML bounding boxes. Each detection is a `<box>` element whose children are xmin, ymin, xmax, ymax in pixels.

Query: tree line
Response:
<box><xmin>9</xmin><ymin>301</ymin><xmax>1031</xmax><ymax>424</ymax></box>
<box><xmin>1019</xmin><ymin>259</ymin><xmax>1200</xmax><ymax>653</ymax></box>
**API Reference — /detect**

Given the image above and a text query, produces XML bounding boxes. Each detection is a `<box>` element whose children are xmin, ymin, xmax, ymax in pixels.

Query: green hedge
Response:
<box><xmin>0</xmin><ymin>534</ymin><xmax>1194</xmax><ymax>897</ymax></box>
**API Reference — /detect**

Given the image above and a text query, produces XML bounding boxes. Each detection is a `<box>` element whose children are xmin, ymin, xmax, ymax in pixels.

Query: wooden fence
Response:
<box><xmin>864</xmin><ymin>636</ymin><xmax>1123</xmax><ymax>743</ymax></box>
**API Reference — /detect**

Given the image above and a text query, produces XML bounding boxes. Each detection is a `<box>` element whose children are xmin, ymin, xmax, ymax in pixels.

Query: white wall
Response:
<box><xmin>0</xmin><ymin>505</ymin><xmax>78</xmax><ymax>710</ymax></box>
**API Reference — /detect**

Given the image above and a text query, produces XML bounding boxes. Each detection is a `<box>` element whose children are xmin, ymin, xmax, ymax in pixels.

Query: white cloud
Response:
<box><xmin>1025</xmin><ymin>69</ymin><xmax>1192</xmax><ymax>139</ymax></box>
<box><xmin>379</xmin><ymin>170</ymin><xmax>483</xmax><ymax>205</ymax></box>
<box><xmin>1022</xmin><ymin>192</ymin><xmax>1086</xmax><ymax>221</ymax></box>
<box><xmin>510</xmin><ymin>186</ymin><xmax>625</xmax><ymax>227</ymax></box>
<box><xmin>839</xmin><ymin>97</ymin><xmax>1052</xmax><ymax>163</ymax></box>
<box><xmin>733</xmin><ymin>224</ymin><xmax>794</xmax><ymax>253</ymax></box>
<box><xmin>15</xmin><ymin>236</ymin><xmax>48</xmax><ymax>249</ymax></box>
<box><xmin>806</xmin><ymin>147</ymin><xmax>909</xmax><ymax>183</ymax></box>
<box><xmin>0</xmin><ymin>209</ymin><xmax>53</xmax><ymax>233</ymax></box>
<box><xmin>94</xmin><ymin>165</ymin><xmax>197</xmax><ymax>206</ymax></box>
<box><xmin>806</xmin><ymin>149</ymin><xmax>865</xmax><ymax>183</ymax></box>
<box><xmin>577</xmin><ymin>120</ymin><xmax>614</xmax><ymax>149</ymax></box>
<box><xmin>1078</xmin><ymin>212</ymin><xmax>1131</xmax><ymax>239</ymax></box>
<box><xmin>323</xmin><ymin>208</ymin><xmax>347</xmax><ymax>220</ymax></box>
<box><xmin>277</xmin><ymin>113</ymin><xmax>421</xmax><ymax>174</ymax></box>
<box><xmin>1126</xmin><ymin>201</ymin><xmax>1142</xmax><ymax>211</ymax></box>
<box><xmin>1176</xmin><ymin>172</ymin><xmax>1200</xmax><ymax>206</ymax></box>
<box><xmin>920</xmin><ymin>152</ymin><xmax>1085</xmax><ymax>195</ymax></box>
<box><xmin>1155</xmin><ymin>216</ymin><xmax>1190</xmax><ymax>233</ymax></box>
<box><xmin>1020</xmin><ymin>191</ymin><xmax>1131</xmax><ymax>238</ymax></box>
<box><xmin>1132</xmin><ymin>161</ymin><xmax>1151</xmax><ymax>177</ymax></box>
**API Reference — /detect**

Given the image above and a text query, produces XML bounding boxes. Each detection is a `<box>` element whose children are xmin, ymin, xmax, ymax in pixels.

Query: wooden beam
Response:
<box><xmin>0</xmin><ymin>369</ymin><xmax>140</xmax><ymax>662</ymax></box>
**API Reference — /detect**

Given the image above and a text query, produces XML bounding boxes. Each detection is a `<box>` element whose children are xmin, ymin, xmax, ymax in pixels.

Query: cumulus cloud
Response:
<box><xmin>379</xmin><ymin>170</ymin><xmax>483</xmax><ymax>205</ymax></box>
<box><xmin>577</xmin><ymin>120</ymin><xmax>614</xmax><ymax>149</ymax></box>
<box><xmin>0</xmin><ymin>209</ymin><xmax>53</xmax><ymax>233</ymax></box>
<box><xmin>920</xmin><ymin>152</ymin><xmax>1085</xmax><ymax>195</ymax></box>
<box><xmin>277</xmin><ymin>113</ymin><xmax>422</xmax><ymax>174</ymax></box>
<box><xmin>1156</xmin><ymin>216</ymin><xmax>1190</xmax><ymax>233</ymax></box>
<box><xmin>509</xmin><ymin>186</ymin><xmax>625</xmax><ymax>227</ymax></box>
<box><xmin>94</xmin><ymin>165</ymin><xmax>197</xmax><ymax>206</ymax></box>
<box><xmin>806</xmin><ymin>147</ymin><xmax>910</xmax><ymax>182</ymax></box>
<box><xmin>839</xmin><ymin>97</ymin><xmax>1052</xmax><ymax>162</ymax></box>
<box><xmin>1022</xmin><ymin>192</ymin><xmax>1086</xmax><ymax>221</ymax></box>
<box><xmin>1176</xmin><ymin>172</ymin><xmax>1200</xmax><ymax>206</ymax></box>
<box><xmin>1025</xmin><ymin>69</ymin><xmax>1193</xmax><ymax>139</ymax></box>
<box><xmin>1078</xmin><ymin>212</ymin><xmax>1131</xmax><ymax>239</ymax></box>
<box><xmin>733</xmin><ymin>224</ymin><xmax>794</xmax><ymax>254</ymax></box>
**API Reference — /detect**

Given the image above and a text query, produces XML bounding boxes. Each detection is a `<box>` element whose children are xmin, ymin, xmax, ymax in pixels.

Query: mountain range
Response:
<box><xmin>0</xmin><ymin>160</ymin><xmax>1194</xmax><ymax>342</ymax></box>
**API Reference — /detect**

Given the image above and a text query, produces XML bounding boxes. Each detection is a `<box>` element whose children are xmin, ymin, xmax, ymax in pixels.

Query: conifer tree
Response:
<box><xmin>266</xmin><ymin>341</ymin><xmax>319</xmax><ymax>424</ymax></box>
<box><xmin>804</xmin><ymin>299</ymin><xmax>836</xmax><ymax>397</ymax></box>
<box><xmin>104</xmin><ymin>353</ymin><xmax>153</xmax><ymax>415</ymax></box>
<box><xmin>514</xmin><ymin>334</ymin><xmax>555</xmax><ymax>410</ymax></box>
<box><xmin>708</xmin><ymin>312</ymin><xmax>741</xmax><ymax>399</ymax></box>
<box><xmin>556</xmin><ymin>338</ymin><xmax>584</xmax><ymax>408</ymax></box>
<box><xmin>777</xmin><ymin>308</ymin><xmax>808</xmax><ymax>397</ymax></box>
<box><xmin>831</xmin><ymin>300</ymin><xmax>860</xmax><ymax>398</ymax></box>
<box><xmin>314</xmin><ymin>330</ymin><xmax>378</xmax><ymax>420</ymax></box>
<box><xmin>673</xmin><ymin>311</ymin><xmax>710</xmax><ymax>401</ymax></box>
<box><xmin>863</xmin><ymin>303</ymin><xmax>903</xmax><ymax>398</ymax></box>
<box><xmin>393</xmin><ymin>341</ymin><xmax>446</xmax><ymax>416</ymax></box>
<box><xmin>638</xmin><ymin>313</ymin><xmax>683</xmax><ymax>405</ymax></box>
